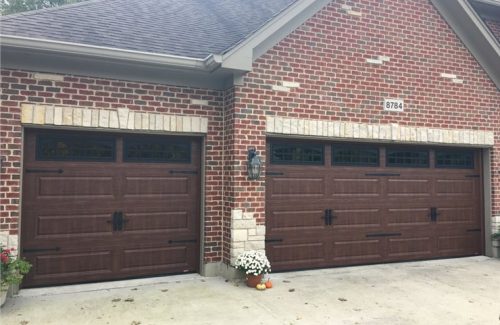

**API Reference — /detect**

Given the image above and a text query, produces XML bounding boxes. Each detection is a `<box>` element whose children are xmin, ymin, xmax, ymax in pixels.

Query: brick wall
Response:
<box><xmin>232</xmin><ymin>0</ymin><xmax>500</xmax><ymax>223</ymax></box>
<box><xmin>0</xmin><ymin>70</ymin><xmax>225</xmax><ymax>263</ymax></box>
<box><xmin>222</xmin><ymin>86</ymin><xmax>235</xmax><ymax>263</ymax></box>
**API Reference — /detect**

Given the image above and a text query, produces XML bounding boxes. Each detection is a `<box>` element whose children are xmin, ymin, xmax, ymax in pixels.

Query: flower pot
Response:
<box><xmin>246</xmin><ymin>274</ymin><xmax>264</xmax><ymax>288</ymax></box>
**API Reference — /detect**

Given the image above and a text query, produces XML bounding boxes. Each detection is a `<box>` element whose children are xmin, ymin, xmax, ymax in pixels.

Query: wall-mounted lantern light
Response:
<box><xmin>247</xmin><ymin>147</ymin><xmax>261</xmax><ymax>180</ymax></box>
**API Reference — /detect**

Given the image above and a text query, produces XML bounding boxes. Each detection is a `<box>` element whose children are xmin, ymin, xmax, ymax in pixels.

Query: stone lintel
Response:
<box><xmin>266</xmin><ymin>116</ymin><xmax>494</xmax><ymax>147</ymax></box>
<box><xmin>21</xmin><ymin>104</ymin><xmax>209</xmax><ymax>134</ymax></box>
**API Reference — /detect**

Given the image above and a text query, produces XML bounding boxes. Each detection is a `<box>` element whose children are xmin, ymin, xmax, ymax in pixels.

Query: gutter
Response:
<box><xmin>0</xmin><ymin>35</ymin><xmax>222</xmax><ymax>72</ymax></box>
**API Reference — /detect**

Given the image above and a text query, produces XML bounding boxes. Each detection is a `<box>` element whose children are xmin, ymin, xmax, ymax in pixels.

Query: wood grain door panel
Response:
<box><xmin>22</xmin><ymin>129</ymin><xmax>201</xmax><ymax>287</ymax></box>
<box><xmin>266</xmin><ymin>140</ymin><xmax>483</xmax><ymax>271</ymax></box>
<box><xmin>267</xmin><ymin>241</ymin><xmax>329</xmax><ymax>271</ymax></box>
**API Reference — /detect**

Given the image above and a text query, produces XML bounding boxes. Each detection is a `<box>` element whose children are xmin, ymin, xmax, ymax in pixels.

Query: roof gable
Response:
<box><xmin>1</xmin><ymin>0</ymin><xmax>498</xmax><ymax>90</ymax></box>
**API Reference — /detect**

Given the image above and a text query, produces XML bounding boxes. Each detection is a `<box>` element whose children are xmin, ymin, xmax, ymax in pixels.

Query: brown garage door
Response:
<box><xmin>266</xmin><ymin>140</ymin><xmax>483</xmax><ymax>271</ymax></box>
<box><xmin>22</xmin><ymin>129</ymin><xmax>201</xmax><ymax>287</ymax></box>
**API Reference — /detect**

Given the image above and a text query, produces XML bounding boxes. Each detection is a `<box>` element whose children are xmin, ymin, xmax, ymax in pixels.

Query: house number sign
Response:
<box><xmin>384</xmin><ymin>99</ymin><xmax>404</xmax><ymax>112</ymax></box>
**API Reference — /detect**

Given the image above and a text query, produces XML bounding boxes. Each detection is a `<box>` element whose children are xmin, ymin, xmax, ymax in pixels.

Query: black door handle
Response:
<box><xmin>169</xmin><ymin>170</ymin><xmax>198</xmax><ymax>175</ymax></box>
<box><xmin>110</xmin><ymin>211</ymin><xmax>128</xmax><ymax>231</ymax></box>
<box><xmin>429</xmin><ymin>207</ymin><xmax>440</xmax><ymax>222</ymax></box>
<box><xmin>328</xmin><ymin>209</ymin><xmax>336</xmax><ymax>225</ymax></box>
<box><xmin>116</xmin><ymin>211</ymin><xmax>124</xmax><ymax>231</ymax></box>
<box><xmin>265</xmin><ymin>238</ymin><xmax>283</xmax><ymax>243</ymax></box>
<box><xmin>112</xmin><ymin>211</ymin><xmax>119</xmax><ymax>231</ymax></box>
<box><xmin>168</xmin><ymin>239</ymin><xmax>197</xmax><ymax>244</ymax></box>
<box><xmin>23</xmin><ymin>247</ymin><xmax>61</xmax><ymax>253</ymax></box>
<box><xmin>322</xmin><ymin>209</ymin><xmax>335</xmax><ymax>225</ymax></box>
<box><xmin>25</xmin><ymin>168</ymin><xmax>64</xmax><ymax>174</ymax></box>
<box><xmin>322</xmin><ymin>209</ymin><xmax>329</xmax><ymax>225</ymax></box>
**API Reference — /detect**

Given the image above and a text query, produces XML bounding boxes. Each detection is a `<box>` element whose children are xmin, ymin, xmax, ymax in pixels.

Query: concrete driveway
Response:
<box><xmin>2</xmin><ymin>257</ymin><xmax>499</xmax><ymax>325</ymax></box>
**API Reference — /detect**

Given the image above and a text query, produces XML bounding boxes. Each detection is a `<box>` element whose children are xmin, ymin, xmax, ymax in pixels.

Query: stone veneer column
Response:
<box><xmin>0</xmin><ymin>233</ymin><xmax>18</xmax><ymax>251</ymax></box>
<box><xmin>230</xmin><ymin>209</ymin><xmax>266</xmax><ymax>265</ymax></box>
<box><xmin>493</xmin><ymin>216</ymin><xmax>500</xmax><ymax>258</ymax></box>
<box><xmin>493</xmin><ymin>216</ymin><xmax>500</xmax><ymax>233</ymax></box>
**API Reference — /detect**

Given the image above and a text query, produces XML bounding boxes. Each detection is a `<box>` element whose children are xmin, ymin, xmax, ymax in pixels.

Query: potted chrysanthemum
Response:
<box><xmin>1</xmin><ymin>247</ymin><xmax>31</xmax><ymax>306</ymax></box>
<box><xmin>234</xmin><ymin>250</ymin><xmax>271</xmax><ymax>287</ymax></box>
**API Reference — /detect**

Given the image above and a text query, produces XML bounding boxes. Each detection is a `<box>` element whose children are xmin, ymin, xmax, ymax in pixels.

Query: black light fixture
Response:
<box><xmin>247</xmin><ymin>147</ymin><xmax>261</xmax><ymax>180</ymax></box>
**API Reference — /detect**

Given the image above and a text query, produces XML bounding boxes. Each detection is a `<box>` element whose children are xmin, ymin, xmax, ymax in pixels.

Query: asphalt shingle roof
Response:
<box><xmin>1</xmin><ymin>0</ymin><xmax>297</xmax><ymax>59</ymax></box>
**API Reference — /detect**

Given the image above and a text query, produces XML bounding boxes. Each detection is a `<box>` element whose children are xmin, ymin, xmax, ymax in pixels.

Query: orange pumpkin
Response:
<box><xmin>265</xmin><ymin>279</ymin><xmax>273</xmax><ymax>289</ymax></box>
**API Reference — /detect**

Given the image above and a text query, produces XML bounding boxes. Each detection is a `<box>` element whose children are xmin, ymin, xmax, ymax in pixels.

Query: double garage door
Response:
<box><xmin>22</xmin><ymin>129</ymin><xmax>201</xmax><ymax>287</ymax></box>
<box><xmin>266</xmin><ymin>140</ymin><xmax>483</xmax><ymax>271</ymax></box>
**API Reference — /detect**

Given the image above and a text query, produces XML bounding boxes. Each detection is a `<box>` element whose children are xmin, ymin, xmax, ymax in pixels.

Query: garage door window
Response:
<box><xmin>332</xmin><ymin>145</ymin><xmax>379</xmax><ymax>166</ymax></box>
<box><xmin>435</xmin><ymin>149</ymin><xmax>474</xmax><ymax>169</ymax></box>
<box><xmin>270</xmin><ymin>143</ymin><xmax>324</xmax><ymax>165</ymax></box>
<box><xmin>36</xmin><ymin>134</ymin><xmax>116</xmax><ymax>162</ymax></box>
<box><xmin>123</xmin><ymin>135</ymin><xmax>191</xmax><ymax>163</ymax></box>
<box><xmin>386</xmin><ymin>149</ymin><xmax>429</xmax><ymax>167</ymax></box>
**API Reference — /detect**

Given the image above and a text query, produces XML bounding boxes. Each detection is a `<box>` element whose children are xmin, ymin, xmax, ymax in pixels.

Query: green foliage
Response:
<box><xmin>1</xmin><ymin>246</ymin><xmax>32</xmax><ymax>290</ymax></box>
<box><xmin>1</xmin><ymin>0</ymin><xmax>86</xmax><ymax>15</ymax></box>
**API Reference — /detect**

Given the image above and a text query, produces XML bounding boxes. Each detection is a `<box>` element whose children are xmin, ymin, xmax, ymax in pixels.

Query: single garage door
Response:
<box><xmin>22</xmin><ymin>129</ymin><xmax>201</xmax><ymax>287</ymax></box>
<box><xmin>266</xmin><ymin>140</ymin><xmax>483</xmax><ymax>271</ymax></box>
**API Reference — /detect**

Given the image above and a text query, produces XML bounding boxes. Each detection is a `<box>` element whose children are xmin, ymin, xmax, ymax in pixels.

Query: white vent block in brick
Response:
<box><xmin>452</xmin><ymin>79</ymin><xmax>464</xmax><ymax>84</ymax></box>
<box><xmin>340</xmin><ymin>4</ymin><xmax>362</xmax><ymax>16</ymax></box>
<box><xmin>347</xmin><ymin>10</ymin><xmax>362</xmax><ymax>16</ymax></box>
<box><xmin>366</xmin><ymin>58</ymin><xmax>383</xmax><ymax>64</ymax></box>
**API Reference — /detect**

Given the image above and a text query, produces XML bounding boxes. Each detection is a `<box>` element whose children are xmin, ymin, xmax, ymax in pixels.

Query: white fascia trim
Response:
<box><xmin>221</xmin><ymin>0</ymin><xmax>330</xmax><ymax>71</ymax></box>
<box><xmin>460</xmin><ymin>0</ymin><xmax>500</xmax><ymax>51</ymax></box>
<box><xmin>473</xmin><ymin>0</ymin><xmax>500</xmax><ymax>6</ymax></box>
<box><xmin>0</xmin><ymin>35</ymin><xmax>221</xmax><ymax>72</ymax></box>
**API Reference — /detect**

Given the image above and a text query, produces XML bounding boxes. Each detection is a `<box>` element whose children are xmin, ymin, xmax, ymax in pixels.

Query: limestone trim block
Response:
<box><xmin>378</xmin><ymin>55</ymin><xmax>390</xmax><ymax>62</ymax></box>
<box><xmin>32</xmin><ymin>73</ymin><xmax>64</xmax><ymax>82</ymax></box>
<box><xmin>21</xmin><ymin>104</ymin><xmax>209</xmax><ymax>134</ymax></box>
<box><xmin>282</xmin><ymin>81</ymin><xmax>300</xmax><ymax>88</ymax></box>
<box><xmin>190</xmin><ymin>99</ymin><xmax>209</xmax><ymax>106</ymax></box>
<box><xmin>366</xmin><ymin>58</ymin><xmax>383</xmax><ymax>64</ymax></box>
<box><xmin>340</xmin><ymin>4</ymin><xmax>362</xmax><ymax>16</ymax></box>
<box><xmin>440</xmin><ymin>73</ymin><xmax>457</xmax><ymax>79</ymax></box>
<box><xmin>492</xmin><ymin>216</ymin><xmax>500</xmax><ymax>234</ymax></box>
<box><xmin>266</xmin><ymin>116</ymin><xmax>494</xmax><ymax>147</ymax></box>
<box><xmin>230</xmin><ymin>209</ymin><xmax>266</xmax><ymax>266</ymax></box>
<box><xmin>272</xmin><ymin>85</ymin><xmax>291</xmax><ymax>92</ymax></box>
<box><xmin>0</xmin><ymin>232</ymin><xmax>19</xmax><ymax>252</ymax></box>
